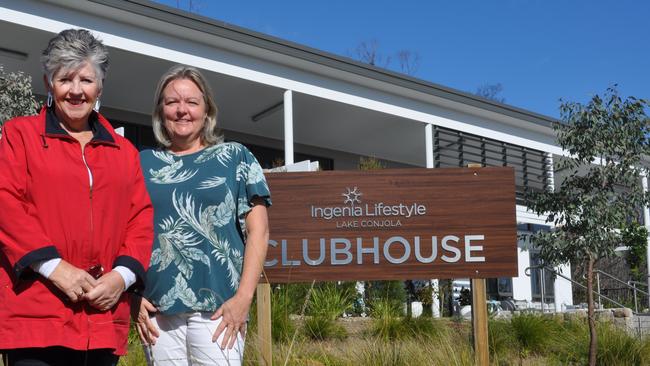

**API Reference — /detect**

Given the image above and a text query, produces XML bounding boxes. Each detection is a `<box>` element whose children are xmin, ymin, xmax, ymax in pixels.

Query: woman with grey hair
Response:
<box><xmin>0</xmin><ymin>29</ymin><xmax>153</xmax><ymax>365</ymax></box>
<box><xmin>133</xmin><ymin>65</ymin><xmax>271</xmax><ymax>365</ymax></box>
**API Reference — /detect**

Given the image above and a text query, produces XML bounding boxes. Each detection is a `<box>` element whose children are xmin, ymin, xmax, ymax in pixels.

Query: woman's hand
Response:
<box><xmin>84</xmin><ymin>271</ymin><xmax>125</xmax><ymax>311</ymax></box>
<box><xmin>131</xmin><ymin>296</ymin><xmax>159</xmax><ymax>345</ymax></box>
<box><xmin>210</xmin><ymin>201</ymin><xmax>268</xmax><ymax>349</ymax></box>
<box><xmin>211</xmin><ymin>293</ymin><xmax>251</xmax><ymax>349</ymax></box>
<box><xmin>48</xmin><ymin>260</ymin><xmax>98</xmax><ymax>302</ymax></box>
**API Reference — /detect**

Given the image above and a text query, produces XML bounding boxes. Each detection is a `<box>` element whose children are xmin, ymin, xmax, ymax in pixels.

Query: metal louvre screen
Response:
<box><xmin>432</xmin><ymin>126</ymin><xmax>552</xmax><ymax>205</ymax></box>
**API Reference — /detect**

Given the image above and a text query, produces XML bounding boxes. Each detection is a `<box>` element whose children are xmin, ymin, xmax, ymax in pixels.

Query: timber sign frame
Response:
<box><xmin>262</xmin><ymin>167</ymin><xmax>518</xmax><ymax>283</ymax></box>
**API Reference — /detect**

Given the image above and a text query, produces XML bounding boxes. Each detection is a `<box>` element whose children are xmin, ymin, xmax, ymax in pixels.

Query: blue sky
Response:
<box><xmin>154</xmin><ymin>0</ymin><xmax>649</xmax><ymax>119</ymax></box>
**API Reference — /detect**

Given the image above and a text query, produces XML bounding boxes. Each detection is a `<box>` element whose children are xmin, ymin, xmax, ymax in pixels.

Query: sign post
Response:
<box><xmin>471</xmin><ymin>278</ymin><xmax>489</xmax><ymax>366</ymax></box>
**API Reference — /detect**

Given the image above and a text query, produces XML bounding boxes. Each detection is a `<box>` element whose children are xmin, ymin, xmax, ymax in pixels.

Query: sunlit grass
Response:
<box><xmin>118</xmin><ymin>311</ymin><xmax>650</xmax><ymax>366</ymax></box>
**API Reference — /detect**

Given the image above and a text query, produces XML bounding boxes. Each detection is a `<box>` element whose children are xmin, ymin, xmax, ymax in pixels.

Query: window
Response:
<box><xmin>486</xmin><ymin>277</ymin><xmax>513</xmax><ymax>300</ymax></box>
<box><xmin>529</xmin><ymin>250</ymin><xmax>555</xmax><ymax>302</ymax></box>
<box><xmin>110</xmin><ymin>120</ymin><xmax>156</xmax><ymax>150</ymax></box>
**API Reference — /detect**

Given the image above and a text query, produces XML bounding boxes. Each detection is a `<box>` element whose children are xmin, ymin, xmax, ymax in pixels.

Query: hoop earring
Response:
<box><xmin>93</xmin><ymin>99</ymin><xmax>101</xmax><ymax>112</ymax></box>
<box><xmin>46</xmin><ymin>92</ymin><xmax>53</xmax><ymax>108</ymax></box>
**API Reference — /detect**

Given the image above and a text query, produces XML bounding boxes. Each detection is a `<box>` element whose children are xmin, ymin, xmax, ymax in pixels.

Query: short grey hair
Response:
<box><xmin>152</xmin><ymin>65</ymin><xmax>222</xmax><ymax>148</ymax></box>
<box><xmin>41</xmin><ymin>29</ymin><xmax>109</xmax><ymax>87</ymax></box>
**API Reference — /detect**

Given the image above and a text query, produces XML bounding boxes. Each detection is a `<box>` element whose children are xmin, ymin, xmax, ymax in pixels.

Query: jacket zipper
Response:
<box><xmin>81</xmin><ymin>143</ymin><xmax>94</xmax><ymax>351</ymax></box>
<box><xmin>82</xmin><ymin>144</ymin><xmax>94</xmax><ymax>260</ymax></box>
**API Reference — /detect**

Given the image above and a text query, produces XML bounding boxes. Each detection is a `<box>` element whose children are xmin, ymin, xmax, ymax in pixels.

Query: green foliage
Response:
<box><xmin>526</xmin><ymin>87</ymin><xmax>649</xmax><ymax>364</ymax></box>
<box><xmin>401</xmin><ymin>317</ymin><xmax>446</xmax><ymax>340</ymax></box>
<box><xmin>369</xmin><ymin>298</ymin><xmax>404</xmax><ymax>340</ymax></box>
<box><xmin>623</xmin><ymin>222</ymin><xmax>649</xmax><ymax>283</ymax></box>
<box><xmin>120</xmin><ymin>314</ymin><xmax>649</xmax><ymax>366</ymax></box>
<box><xmin>358</xmin><ymin>156</ymin><xmax>386</xmax><ymax>171</ymax></box>
<box><xmin>303</xmin><ymin>284</ymin><xmax>351</xmax><ymax>340</ymax></box>
<box><xmin>487</xmin><ymin>316</ymin><xmax>650</xmax><ymax>365</ymax></box>
<box><xmin>551</xmin><ymin>319</ymin><xmax>650</xmax><ymax>366</ymax></box>
<box><xmin>368</xmin><ymin>300</ymin><xmax>446</xmax><ymax>342</ymax></box>
<box><xmin>527</xmin><ymin>87</ymin><xmax>650</xmax><ymax>267</ymax></box>
<box><xmin>510</xmin><ymin>314</ymin><xmax>560</xmax><ymax>357</ymax></box>
<box><xmin>271</xmin><ymin>286</ymin><xmax>297</xmax><ymax>342</ymax></box>
<box><xmin>595</xmin><ymin>322</ymin><xmax>650</xmax><ymax>366</ymax></box>
<box><xmin>355</xmin><ymin>341</ymin><xmax>406</xmax><ymax>365</ymax></box>
<box><xmin>0</xmin><ymin>65</ymin><xmax>39</xmax><ymax>131</ymax></box>
<box><xmin>306</xmin><ymin>283</ymin><xmax>353</xmax><ymax>319</ymax></box>
<box><xmin>365</xmin><ymin>280</ymin><xmax>406</xmax><ymax>316</ymax></box>
<box><xmin>488</xmin><ymin>319</ymin><xmax>517</xmax><ymax>360</ymax></box>
<box><xmin>303</xmin><ymin>315</ymin><xmax>348</xmax><ymax>341</ymax></box>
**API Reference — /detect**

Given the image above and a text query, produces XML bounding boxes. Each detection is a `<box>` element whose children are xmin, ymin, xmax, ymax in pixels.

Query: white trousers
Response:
<box><xmin>144</xmin><ymin>312</ymin><xmax>245</xmax><ymax>366</ymax></box>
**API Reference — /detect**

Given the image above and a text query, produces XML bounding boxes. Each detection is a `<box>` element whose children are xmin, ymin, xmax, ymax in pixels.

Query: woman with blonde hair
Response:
<box><xmin>134</xmin><ymin>65</ymin><xmax>271</xmax><ymax>365</ymax></box>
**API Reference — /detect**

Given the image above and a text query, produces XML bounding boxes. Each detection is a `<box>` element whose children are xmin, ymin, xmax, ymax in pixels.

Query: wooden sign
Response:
<box><xmin>262</xmin><ymin>167</ymin><xmax>517</xmax><ymax>283</ymax></box>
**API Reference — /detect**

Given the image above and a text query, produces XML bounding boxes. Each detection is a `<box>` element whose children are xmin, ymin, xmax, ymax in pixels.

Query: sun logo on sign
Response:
<box><xmin>342</xmin><ymin>187</ymin><xmax>363</xmax><ymax>205</ymax></box>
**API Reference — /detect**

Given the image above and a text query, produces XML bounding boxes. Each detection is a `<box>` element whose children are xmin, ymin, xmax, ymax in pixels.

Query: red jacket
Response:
<box><xmin>0</xmin><ymin>107</ymin><xmax>153</xmax><ymax>355</ymax></box>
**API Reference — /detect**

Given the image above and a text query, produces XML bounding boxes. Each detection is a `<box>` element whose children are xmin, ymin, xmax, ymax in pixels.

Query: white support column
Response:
<box><xmin>425</xmin><ymin>123</ymin><xmax>441</xmax><ymax>317</ymax></box>
<box><xmin>284</xmin><ymin>90</ymin><xmax>294</xmax><ymax>165</ymax></box>
<box><xmin>425</xmin><ymin>123</ymin><xmax>434</xmax><ymax>169</ymax></box>
<box><xmin>642</xmin><ymin>173</ymin><xmax>650</xmax><ymax>308</ymax></box>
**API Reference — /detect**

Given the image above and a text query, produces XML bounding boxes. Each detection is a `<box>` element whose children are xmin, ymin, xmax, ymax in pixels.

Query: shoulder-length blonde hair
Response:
<box><xmin>152</xmin><ymin>65</ymin><xmax>222</xmax><ymax>148</ymax></box>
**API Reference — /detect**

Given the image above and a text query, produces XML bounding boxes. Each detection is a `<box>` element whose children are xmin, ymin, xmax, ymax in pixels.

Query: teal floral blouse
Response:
<box><xmin>140</xmin><ymin>142</ymin><xmax>271</xmax><ymax>315</ymax></box>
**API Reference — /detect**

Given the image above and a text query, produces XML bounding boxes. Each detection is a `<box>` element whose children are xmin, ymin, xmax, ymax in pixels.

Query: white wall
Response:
<box><xmin>514</xmin><ymin>205</ymin><xmax>574</xmax><ymax>308</ymax></box>
<box><xmin>513</xmin><ymin>235</ymin><xmax>533</xmax><ymax>302</ymax></box>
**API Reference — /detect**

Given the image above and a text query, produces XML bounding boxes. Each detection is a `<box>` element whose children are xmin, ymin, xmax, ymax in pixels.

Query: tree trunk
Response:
<box><xmin>587</xmin><ymin>255</ymin><xmax>598</xmax><ymax>366</ymax></box>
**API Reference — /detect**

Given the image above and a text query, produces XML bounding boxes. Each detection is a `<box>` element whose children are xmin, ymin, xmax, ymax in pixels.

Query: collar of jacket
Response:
<box><xmin>43</xmin><ymin>107</ymin><xmax>118</xmax><ymax>147</ymax></box>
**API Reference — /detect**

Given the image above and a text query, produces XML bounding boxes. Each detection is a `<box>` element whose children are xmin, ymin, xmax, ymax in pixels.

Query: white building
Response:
<box><xmin>0</xmin><ymin>0</ymin><xmax>574</xmax><ymax>311</ymax></box>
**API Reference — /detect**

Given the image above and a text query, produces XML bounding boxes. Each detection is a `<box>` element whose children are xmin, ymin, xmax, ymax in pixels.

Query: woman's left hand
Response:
<box><xmin>210</xmin><ymin>293</ymin><xmax>251</xmax><ymax>349</ymax></box>
<box><xmin>84</xmin><ymin>271</ymin><xmax>125</xmax><ymax>311</ymax></box>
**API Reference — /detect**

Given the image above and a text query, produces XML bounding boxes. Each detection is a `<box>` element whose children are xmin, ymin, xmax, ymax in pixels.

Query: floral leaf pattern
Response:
<box><xmin>149</xmin><ymin>151</ymin><xmax>197</xmax><ymax>184</ymax></box>
<box><xmin>210</xmin><ymin>236</ymin><xmax>243</xmax><ymax>289</ymax></box>
<box><xmin>141</xmin><ymin>143</ymin><xmax>270</xmax><ymax>314</ymax></box>
<box><xmin>153</xmin><ymin>216</ymin><xmax>208</xmax><ymax>278</ymax></box>
<box><xmin>157</xmin><ymin>273</ymin><xmax>197</xmax><ymax>312</ymax></box>
<box><xmin>212</xmin><ymin>190</ymin><xmax>235</xmax><ymax>227</ymax></box>
<box><xmin>197</xmin><ymin>176</ymin><xmax>226</xmax><ymax>190</ymax></box>
<box><xmin>194</xmin><ymin>142</ymin><xmax>242</xmax><ymax>166</ymax></box>
<box><xmin>171</xmin><ymin>189</ymin><xmax>238</xmax><ymax>287</ymax></box>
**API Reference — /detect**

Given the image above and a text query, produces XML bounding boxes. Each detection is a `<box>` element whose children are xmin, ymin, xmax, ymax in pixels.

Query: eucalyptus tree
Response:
<box><xmin>527</xmin><ymin>87</ymin><xmax>649</xmax><ymax>366</ymax></box>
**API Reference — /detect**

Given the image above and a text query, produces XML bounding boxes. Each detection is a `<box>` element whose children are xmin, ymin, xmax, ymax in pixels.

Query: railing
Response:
<box><xmin>525</xmin><ymin>266</ymin><xmax>650</xmax><ymax>338</ymax></box>
<box><xmin>595</xmin><ymin>270</ymin><xmax>650</xmax><ymax>313</ymax></box>
<box><xmin>524</xmin><ymin>265</ymin><xmax>630</xmax><ymax>311</ymax></box>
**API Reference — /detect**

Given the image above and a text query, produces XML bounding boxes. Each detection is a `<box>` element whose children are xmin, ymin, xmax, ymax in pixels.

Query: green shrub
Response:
<box><xmin>306</xmin><ymin>284</ymin><xmax>352</xmax><ymax>319</ymax></box>
<box><xmin>355</xmin><ymin>340</ymin><xmax>406</xmax><ymax>366</ymax></box>
<box><xmin>596</xmin><ymin>322</ymin><xmax>650</xmax><ymax>366</ymax></box>
<box><xmin>488</xmin><ymin>319</ymin><xmax>517</xmax><ymax>361</ymax></box>
<box><xmin>402</xmin><ymin>316</ymin><xmax>446</xmax><ymax>340</ymax></box>
<box><xmin>369</xmin><ymin>299</ymin><xmax>405</xmax><ymax>340</ymax></box>
<box><xmin>303</xmin><ymin>284</ymin><xmax>351</xmax><ymax>340</ymax></box>
<box><xmin>365</xmin><ymin>280</ymin><xmax>406</xmax><ymax>316</ymax></box>
<box><xmin>510</xmin><ymin>314</ymin><xmax>560</xmax><ymax>356</ymax></box>
<box><xmin>270</xmin><ymin>286</ymin><xmax>296</xmax><ymax>343</ymax></box>
<box><xmin>0</xmin><ymin>65</ymin><xmax>38</xmax><ymax>134</ymax></box>
<box><xmin>303</xmin><ymin>315</ymin><xmax>347</xmax><ymax>340</ymax></box>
